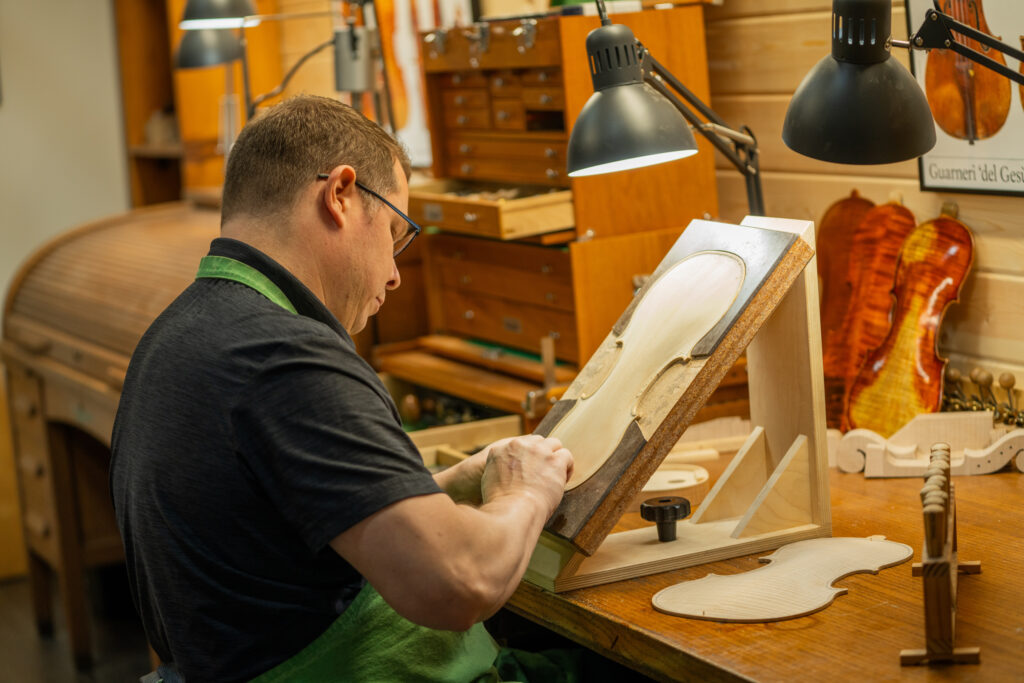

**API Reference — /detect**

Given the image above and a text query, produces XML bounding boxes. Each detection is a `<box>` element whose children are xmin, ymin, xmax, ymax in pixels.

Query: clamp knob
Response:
<box><xmin>640</xmin><ymin>496</ymin><xmax>691</xmax><ymax>542</ymax></box>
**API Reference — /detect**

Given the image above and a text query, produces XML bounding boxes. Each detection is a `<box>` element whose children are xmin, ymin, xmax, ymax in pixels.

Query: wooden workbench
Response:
<box><xmin>508</xmin><ymin>468</ymin><xmax>1024</xmax><ymax>682</ymax></box>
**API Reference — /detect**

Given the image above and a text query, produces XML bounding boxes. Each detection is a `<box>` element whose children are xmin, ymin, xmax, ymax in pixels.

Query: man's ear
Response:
<box><xmin>321</xmin><ymin>165</ymin><xmax>359</xmax><ymax>230</ymax></box>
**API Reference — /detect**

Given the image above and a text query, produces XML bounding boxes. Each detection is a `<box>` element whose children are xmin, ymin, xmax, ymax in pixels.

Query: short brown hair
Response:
<box><xmin>221</xmin><ymin>95</ymin><xmax>412</xmax><ymax>222</ymax></box>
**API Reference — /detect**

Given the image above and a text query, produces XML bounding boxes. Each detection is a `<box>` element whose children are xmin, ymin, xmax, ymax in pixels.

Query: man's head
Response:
<box><xmin>220</xmin><ymin>95</ymin><xmax>415</xmax><ymax>334</ymax></box>
<box><xmin>222</xmin><ymin>95</ymin><xmax>411</xmax><ymax>224</ymax></box>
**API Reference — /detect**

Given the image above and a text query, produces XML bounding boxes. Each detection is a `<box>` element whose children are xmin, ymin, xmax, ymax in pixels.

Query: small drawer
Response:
<box><xmin>442</xmin><ymin>88</ymin><xmax>490</xmax><ymax>109</ymax></box>
<box><xmin>522</xmin><ymin>86</ymin><xmax>564</xmax><ymax>110</ymax></box>
<box><xmin>446</xmin><ymin>157</ymin><xmax>566</xmax><ymax>186</ymax></box>
<box><xmin>446</xmin><ymin>136</ymin><xmax>567</xmax><ymax>165</ymax></box>
<box><xmin>440</xmin><ymin>289</ymin><xmax>579</xmax><ymax>363</ymax></box>
<box><xmin>443</xmin><ymin>107</ymin><xmax>491</xmax><ymax>130</ymax></box>
<box><xmin>490</xmin><ymin>71</ymin><xmax>522</xmax><ymax>96</ymax></box>
<box><xmin>440</xmin><ymin>72</ymin><xmax>489</xmax><ymax>88</ymax></box>
<box><xmin>437</xmin><ymin>252</ymin><xmax>574</xmax><ymax>313</ymax></box>
<box><xmin>409</xmin><ymin>180</ymin><xmax>573</xmax><ymax>240</ymax></box>
<box><xmin>522</xmin><ymin>68</ymin><xmax>562</xmax><ymax>85</ymax></box>
<box><xmin>492</xmin><ymin>99</ymin><xmax>525</xmax><ymax>130</ymax></box>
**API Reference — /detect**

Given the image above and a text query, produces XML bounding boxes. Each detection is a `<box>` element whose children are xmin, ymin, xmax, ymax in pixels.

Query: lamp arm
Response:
<box><xmin>248</xmin><ymin>38</ymin><xmax>336</xmax><ymax>118</ymax></box>
<box><xmin>643</xmin><ymin>50</ymin><xmax>764</xmax><ymax>216</ymax></box>
<box><xmin>910</xmin><ymin>8</ymin><xmax>1024</xmax><ymax>86</ymax></box>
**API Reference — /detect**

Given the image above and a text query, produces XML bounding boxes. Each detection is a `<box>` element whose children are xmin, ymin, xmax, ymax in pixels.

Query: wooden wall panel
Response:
<box><xmin>707</xmin><ymin>0</ymin><xmax>1024</xmax><ymax>415</ymax></box>
<box><xmin>706</xmin><ymin>9</ymin><xmax>910</xmax><ymax>95</ymax></box>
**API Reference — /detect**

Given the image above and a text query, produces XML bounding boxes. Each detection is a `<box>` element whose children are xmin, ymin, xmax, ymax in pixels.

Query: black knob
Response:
<box><xmin>640</xmin><ymin>496</ymin><xmax>691</xmax><ymax>542</ymax></box>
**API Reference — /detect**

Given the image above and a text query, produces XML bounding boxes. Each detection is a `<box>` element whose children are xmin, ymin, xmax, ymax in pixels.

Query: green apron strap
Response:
<box><xmin>196</xmin><ymin>255</ymin><xmax>297</xmax><ymax>314</ymax></box>
<box><xmin>250</xmin><ymin>583</ymin><xmax>501</xmax><ymax>683</ymax></box>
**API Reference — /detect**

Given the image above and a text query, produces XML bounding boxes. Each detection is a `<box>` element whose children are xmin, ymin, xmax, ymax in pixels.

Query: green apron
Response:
<box><xmin>195</xmin><ymin>256</ymin><xmax>502</xmax><ymax>682</ymax></box>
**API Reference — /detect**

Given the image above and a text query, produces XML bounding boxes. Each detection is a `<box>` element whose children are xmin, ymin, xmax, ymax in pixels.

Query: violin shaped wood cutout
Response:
<box><xmin>817</xmin><ymin>191</ymin><xmax>875</xmax><ymax>429</ymax></box>
<box><xmin>652</xmin><ymin>536</ymin><xmax>912</xmax><ymax>622</ymax></box>
<box><xmin>846</xmin><ymin>216</ymin><xmax>974</xmax><ymax>437</ymax></box>
<box><xmin>535</xmin><ymin>220</ymin><xmax>814</xmax><ymax>555</ymax></box>
<box><xmin>834</xmin><ymin>203</ymin><xmax>917</xmax><ymax>431</ymax></box>
<box><xmin>925</xmin><ymin>0</ymin><xmax>1011</xmax><ymax>143</ymax></box>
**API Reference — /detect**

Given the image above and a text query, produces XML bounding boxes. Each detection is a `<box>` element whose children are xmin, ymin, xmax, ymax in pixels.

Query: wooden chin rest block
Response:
<box><xmin>837</xmin><ymin>411</ymin><xmax>1024</xmax><ymax>477</ymax></box>
<box><xmin>525</xmin><ymin>216</ymin><xmax>832</xmax><ymax>592</ymax></box>
<box><xmin>900</xmin><ymin>444</ymin><xmax>981</xmax><ymax>667</ymax></box>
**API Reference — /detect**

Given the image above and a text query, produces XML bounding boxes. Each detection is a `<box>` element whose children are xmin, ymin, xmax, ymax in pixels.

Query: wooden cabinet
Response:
<box><xmin>385</xmin><ymin>7</ymin><xmax>723</xmax><ymax>419</ymax></box>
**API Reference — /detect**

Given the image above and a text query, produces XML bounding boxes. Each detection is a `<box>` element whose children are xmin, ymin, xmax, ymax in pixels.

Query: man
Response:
<box><xmin>110</xmin><ymin>94</ymin><xmax>574</xmax><ymax>682</ymax></box>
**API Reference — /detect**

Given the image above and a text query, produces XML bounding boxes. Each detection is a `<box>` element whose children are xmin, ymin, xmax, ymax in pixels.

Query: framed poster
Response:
<box><xmin>906</xmin><ymin>0</ymin><xmax>1024</xmax><ymax>196</ymax></box>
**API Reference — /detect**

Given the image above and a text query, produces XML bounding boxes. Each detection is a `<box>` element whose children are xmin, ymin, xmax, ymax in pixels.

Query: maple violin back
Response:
<box><xmin>924</xmin><ymin>0</ymin><xmax>1010</xmax><ymax>143</ymax></box>
<box><xmin>846</xmin><ymin>216</ymin><xmax>974</xmax><ymax>437</ymax></box>
<box><xmin>834</xmin><ymin>203</ymin><xmax>917</xmax><ymax>431</ymax></box>
<box><xmin>818</xmin><ymin>192</ymin><xmax>876</xmax><ymax>429</ymax></box>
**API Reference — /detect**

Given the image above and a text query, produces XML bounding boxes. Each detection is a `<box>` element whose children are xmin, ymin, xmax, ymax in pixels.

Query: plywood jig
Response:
<box><xmin>525</xmin><ymin>216</ymin><xmax>831</xmax><ymax>592</ymax></box>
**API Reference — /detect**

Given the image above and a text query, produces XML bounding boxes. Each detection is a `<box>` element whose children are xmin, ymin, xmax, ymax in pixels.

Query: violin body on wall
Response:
<box><xmin>924</xmin><ymin>0</ymin><xmax>1011</xmax><ymax>143</ymax></box>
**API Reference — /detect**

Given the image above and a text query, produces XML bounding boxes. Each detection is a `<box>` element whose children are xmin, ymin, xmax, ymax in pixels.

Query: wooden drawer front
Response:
<box><xmin>442</xmin><ymin>88</ymin><xmax>489</xmax><ymax>109</ymax></box>
<box><xmin>492</xmin><ymin>99</ymin><xmax>525</xmax><ymax>130</ymax></box>
<box><xmin>439</xmin><ymin>72</ymin><xmax>488</xmax><ymax>88</ymax></box>
<box><xmin>422</xmin><ymin>20</ymin><xmax>562</xmax><ymax>72</ymax></box>
<box><xmin>522</xmin><ymin>86</ymin><xmax>564</xmax><ymax>110</ymax></box>
<box><xmin>437</xmin><ymin>255</ymin><xmax>575</xmax><ymax>313</ymax></box>
<box><xmin>443</xmin><ymin>107</ymin><xmax>491</xmax><ymax>130</ymax></box>
<box><xmin>410</xmin><ymin>181</ymin><xmax>573</xmax><ymax>239</ymax></box>
<box><xmin>431</xmin><ymin>233</ymin><xmax>572</xmax><ymax>294</ymax></box>
<box><xmin>490</xmin><ymin>71</ymin><xmax>522</xmax><ymax>97</ymax></box>
<box><xmin>447</xmin><ymin>157</ymin><xmax>566</xmax><ymax>185</ymax></box>
<box><xmin>441</xmin><ymin>290</ymin><xmax>579</xmax><ymax>363</ymax></box>
<box><xmin>6</xmin><ymin>364</ymin><xmax>59</xmax><ymax>564</ymax></box>
<box><xmin>447</xmin><ymin>137</ymin><xmax>566</xmax><ymax>164</ymax></box>
<box><xmin>522</xmin><ymin>68</ymin><xmax>562</xmax><ymax>86</ymax></box>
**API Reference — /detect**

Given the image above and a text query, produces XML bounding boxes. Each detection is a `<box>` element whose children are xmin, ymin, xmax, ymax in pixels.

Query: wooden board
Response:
<box><xmin>0</xmin><ymin>364</ymin><xmax>27</xmax><ymax>579</ymax></box>
<box><xmin>651</xmin><ymin>536</ymin><xmax>912</xmax><ymax>622</ymax></box>
<box><xmin>534</xmin><ymin>218</ymin><xmax>813</xmax><ymax>555</ymax></box>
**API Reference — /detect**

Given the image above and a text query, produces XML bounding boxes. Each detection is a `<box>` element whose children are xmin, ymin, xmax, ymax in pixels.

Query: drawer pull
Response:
<box><xmin>452</xmin><ymin>73</ymin><xmax>462</xmax><ymax>84</ymax></box>
<box><xmin>456</xmin><ymin>115</ymin><xmax>468</xmax><ymax>125</ymax></box>
<box><xmin>540</xmin><ymin>265</ymin><xmax>552</xmax><ymax>274</ymax></box>
<box><xmin>460</xmin><ymin>275</ymin><xmax>472</xmax><ymax>285</ymax></box>
<box><xmin>496</xmin><ymin>110</ymin><xmax>510</xmax><ymax>122</ymax></box>
<box><xmin>545</xmin><ymin>168</ymin><xmax>559</xmax><ymax>179</ymax></box>
<box><xmin>19</xmin><ymin>456</ymin><xmax>45</xmax><ymax>478</ymax></box>
<box><xmin>25</xmin><ymin>513</ymin><xmax>50</xmax><ymax>539</ymax></box>
<box><xmin>502</xmin><ymin>317</ymin><xmax>523</xmax><ymax>334</ymax></box>
<box><xmin>463</xmin><ymin>212</ymin><xmax>478</xmax><ymax>223</ymax></box>
<box><xmin>460</xmin><ymin>163</ymin><xmax>474</xmax><ymax>174</ymax></box>
<box><xmin>544</xmin><ymin>147</ymin><xmax>557</xmax><ymax>159</ymax></box>
<box><xmin>463</xmin><ymin>310</ymin><xmax>475</xmax><ymax>320</ymax></box>
<box><xmin>14</xmin><ymin>397</ymin><xmax>38</xmax><ymax>418</ymax></box>
<box><xmin>458</xmin><ymin>143</ymin><xmax>473</xmax><ymax>154</ymax></box>
<box><xmin>494</xmin><ymin>77</ymin><xmax>504</xmax><ymax>88</ymax></box>
<box><xmin>548</xmin><ymin>331</ymin><xmax>561</xmax><ymax>341</ymax></box>
<box><xmin>539</xmin><ymin>94</ymin><xmax>552</xmax><ymax>105</ymax></box>
<box><xmin>454</xmin><ymin>95</ymin><xmax>465</xmax><ymax>106</ymax></box>
<box><xmin>545</xmin><ymin>293</ymin><xmax>555</xmax><ymax>303</ymax></box>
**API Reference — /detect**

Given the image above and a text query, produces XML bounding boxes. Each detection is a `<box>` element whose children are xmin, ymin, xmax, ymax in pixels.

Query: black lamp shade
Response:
<box><xmin>175</xmin><ymin>28</ymin><xmax>244</xmax><ymax>68</ymax></box>
<box><xmin>567</xmin><ymin>83</ymin><xmax>698</xmax><ymax>177</ymax></box>
<box><xmin>567</xmin><ymin>22</ymin><xmax>698</xmax><ymax>177</ymax></box>
<box><xmin>180</xmin><ymin>0</ymin><xmax>255</xmax><ymax>29</ymax></box>
<box><xmin>782</xmin><ymin>0</ymin><xmax>936</xmax><ymax>164</ymax></box>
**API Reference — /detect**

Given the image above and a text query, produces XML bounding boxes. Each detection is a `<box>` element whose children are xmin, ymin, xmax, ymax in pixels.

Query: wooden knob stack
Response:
<box><xmin>921</xmin><ymin>443</ymin><xmax>951</xmax><ymax>560</ymax></box>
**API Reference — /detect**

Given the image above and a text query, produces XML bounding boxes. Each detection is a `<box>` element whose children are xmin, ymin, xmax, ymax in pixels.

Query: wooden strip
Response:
<box><xmin>416</xmin><ymin>335</ymin><xmax>577</xmax><ymax>384</ymax></box>
<box><xmin>940</xmin><ymin>272</ymin><xmax>1024</xmax><ymax>366</ymax></box>
<box><xmin>706</xmin><ymin>9</ymin><xmax>910</xmax><ymax>95</ymax></box>
<box><xmin>707</xmin><ymin>0</ymin><xmax>835</xmax><ymax>21</ymax></box>
<box><xmin>716</xmin><ymin>172</ymin><xmax>1024</xmax><ymax>276</ymax></box>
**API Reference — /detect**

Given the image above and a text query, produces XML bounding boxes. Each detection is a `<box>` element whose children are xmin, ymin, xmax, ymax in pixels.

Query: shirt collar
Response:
<box><xmin>207</xmin><ymin>237</ymin><xmax>353</xmax><ymax>344</ymax></box>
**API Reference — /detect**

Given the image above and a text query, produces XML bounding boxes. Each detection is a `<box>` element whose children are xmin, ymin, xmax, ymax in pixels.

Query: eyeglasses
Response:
<box><xmin>316</xmin><ymin>173</ymin><xmax>422</xmax><ymax>257</ymax></box>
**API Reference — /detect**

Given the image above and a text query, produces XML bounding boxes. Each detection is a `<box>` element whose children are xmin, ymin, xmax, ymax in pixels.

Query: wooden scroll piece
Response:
<box><xmin>901</xmin><ymin>443</ymin><xmax>981</xmax><ymax>666</ymax></box>
<box><xmin>651</xmin><ymin>536</ymin><xmax>912</xmax><ymax>622</ymax></box>
<box><xmin>525</xmin><ymin>216</ymin><xmax>831</xmax><ymax>591</ymax></box>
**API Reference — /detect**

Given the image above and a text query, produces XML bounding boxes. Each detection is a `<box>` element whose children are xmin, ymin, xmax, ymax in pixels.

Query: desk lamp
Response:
<box><xmin>176</xmin><ymin>0</ymin><xmax>391</xmax><ymax>127</ymax></box>
<box><xmin>784</xmin><ymin>0</ymin><xmax>1024</xmax><ymax>164</ymax></box>
<box><xmin>566</xmin><ymin>0</ymin><xmax>764</xmax><ymax>215</ymax></box>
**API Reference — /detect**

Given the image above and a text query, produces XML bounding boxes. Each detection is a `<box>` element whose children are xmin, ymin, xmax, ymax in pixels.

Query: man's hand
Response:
<box><xmin>480</xmin><ymin>435</ymin><xmax>574</xmax><ymax>520</ymax></box>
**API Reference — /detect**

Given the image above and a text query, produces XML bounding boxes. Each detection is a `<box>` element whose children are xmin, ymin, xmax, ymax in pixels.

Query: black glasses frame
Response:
<box><xmin>316</xmin><ymin>173</ymin><xmax>422</xmax><ymax>257</ymax></box>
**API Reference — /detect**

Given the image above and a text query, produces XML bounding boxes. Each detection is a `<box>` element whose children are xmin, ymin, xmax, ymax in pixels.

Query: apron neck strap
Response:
<box><xmin>196</xmin><ymin>255</ymin><xmax>297</xmax><ymax>314</ymax></box>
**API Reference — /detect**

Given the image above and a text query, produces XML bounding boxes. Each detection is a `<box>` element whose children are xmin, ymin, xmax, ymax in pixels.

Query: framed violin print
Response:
<box><xmin>907</xmin><ymin>0</ymin><xmax>1024</xmax><ymax>197</ymax></box>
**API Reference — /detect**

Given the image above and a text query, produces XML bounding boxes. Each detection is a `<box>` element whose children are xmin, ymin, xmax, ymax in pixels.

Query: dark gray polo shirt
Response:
<box><xmin>110</xmin><ymin>237</ymin><xmax>441</xmax><ymax>682</ymax></box>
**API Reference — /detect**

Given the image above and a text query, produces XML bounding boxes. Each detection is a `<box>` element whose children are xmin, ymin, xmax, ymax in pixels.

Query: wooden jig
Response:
<box><xmin>525</xmin><ymin>216</ymin><xmax>831</xmax><ymax>592</ymax></box>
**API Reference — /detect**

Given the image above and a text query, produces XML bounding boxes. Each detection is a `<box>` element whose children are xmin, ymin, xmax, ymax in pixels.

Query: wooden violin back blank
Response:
<box><xmin>924</xmin><ymin>0</ymin><xmax>1010</xmax><ymax>142</ymax></box>
<box><xmin>817</xmin><ymin>191</ymin><xmax>875</xmax><ymax>429</ymax></box>
<box><xmin>834</xmin><ymin>203</ymin><xmax>917</xmax><ymax>431</ymax></box>
<box><xmin>846</xmin><ymin>216</ymin><xmax>974</xmax><ymax>437</ymax></box>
